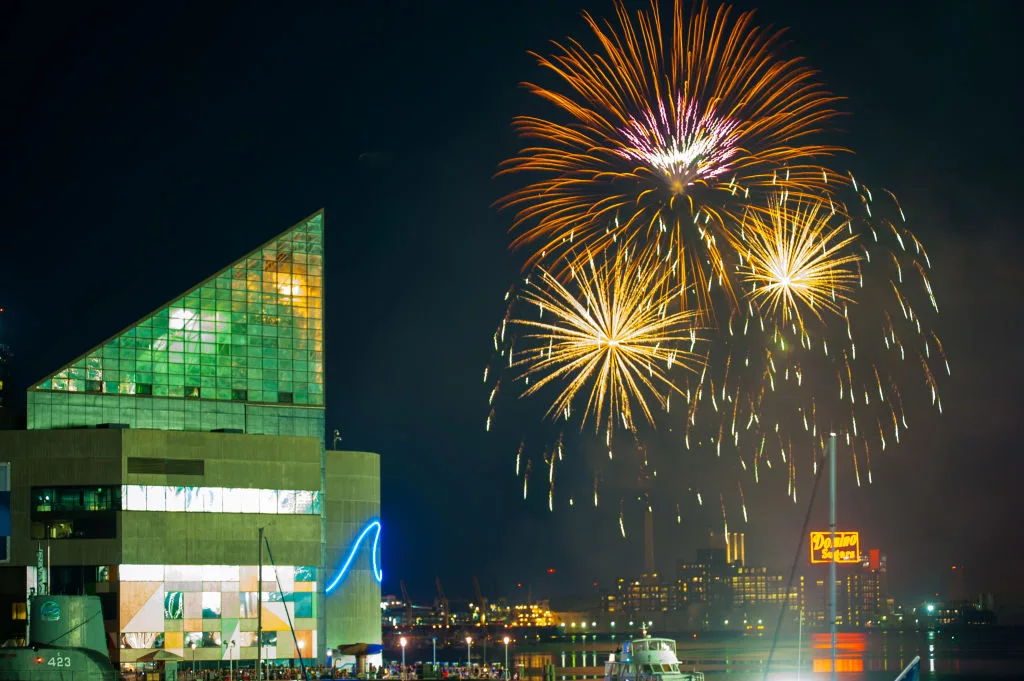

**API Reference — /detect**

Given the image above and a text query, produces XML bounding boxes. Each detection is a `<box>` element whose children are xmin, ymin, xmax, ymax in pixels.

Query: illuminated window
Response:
<box><xmin>201</xmin><ymin>592</ymin><xmax>221</xmax><ymax>618</ymax></box>
<box><xmin>166</xmin><ymin>487</ymin><xmax>186</xmax><ymax>512</ymax></box>
<box><xmin>31</xmin><ymin>213</ymin><xmax>325</xmax><ymax>419</ymax></box>
<box><xmin>120</xmin><ymin>485</ymin><xmax>320</xmax><ymax>514</ymax></box>
<box><xmin>146</xmin><ymin>487</ymin><xmax>166</xmax><ymax>511</ymax></box>
<box><xmin>259</xmin><ymin>489</ymin><xmax>278</xmax><ymax>514</ymax></box>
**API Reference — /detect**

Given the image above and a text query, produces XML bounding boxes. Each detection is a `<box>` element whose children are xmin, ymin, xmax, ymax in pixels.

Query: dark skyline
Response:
<box><xmin>1</xmin><ymin>0</ymin><xmax>1020</xmax><ymax>613</ymax></box>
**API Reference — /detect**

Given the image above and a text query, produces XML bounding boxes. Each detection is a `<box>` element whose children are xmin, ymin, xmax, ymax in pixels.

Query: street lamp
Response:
<box><xmin>503</xmin><ymin>636</ymin><xmax>510</xmax><ymax>679</ymax></box>
<box><xmin>190</xmin><ymin>641</ymin><xmax>197</xmax><ymax>678</ymax></box>
<box><xmin>432</xmin><ymin>637</ymin><xmax>437</xmax><ymax>666</ymax></box>
<box><xmin>400</xmin><ymin>636</ymin><xmax>407</xmax><ymax>677</ymax></box>
<box><xmin>228</xmin><ymin>640</ymin><xmax>237</xmax><ymax>681</ymax></box>
<box><xmin>466</xmin><ymin>636</ymin><xmax>472</xmax><ymax>669</ymax></box>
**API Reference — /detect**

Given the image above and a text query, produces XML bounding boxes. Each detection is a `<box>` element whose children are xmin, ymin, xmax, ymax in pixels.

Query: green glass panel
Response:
<box><xmin>29</xmin><ymin>212</ymin><xmax>326</xmax><ymax>429</ymax></box>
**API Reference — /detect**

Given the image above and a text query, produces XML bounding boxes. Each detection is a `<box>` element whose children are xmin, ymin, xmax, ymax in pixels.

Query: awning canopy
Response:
<box><xmin>337</xmin><ymin>643</ymin><xmax>385</xmax><ymax>655</ymax></box>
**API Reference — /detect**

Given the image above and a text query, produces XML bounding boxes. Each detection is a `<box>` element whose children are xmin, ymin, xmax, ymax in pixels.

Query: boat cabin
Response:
<box><xmin>604</xmin><ymin>637</ymin><xmax>703</xmax><ymax>681</ymax></box>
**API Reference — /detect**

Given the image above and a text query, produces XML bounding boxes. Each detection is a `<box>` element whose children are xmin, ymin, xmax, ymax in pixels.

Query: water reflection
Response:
<box><xmin>511</xmin><ymin>628</ymin><xmax>1020</xmax><ymax>680</ymax></box>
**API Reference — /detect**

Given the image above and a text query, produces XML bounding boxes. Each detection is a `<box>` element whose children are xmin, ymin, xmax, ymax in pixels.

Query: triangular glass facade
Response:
<box><xmin>28</xmin><ymin>211</ymin><xmax>325</xmax><ymax>436</ymax></box>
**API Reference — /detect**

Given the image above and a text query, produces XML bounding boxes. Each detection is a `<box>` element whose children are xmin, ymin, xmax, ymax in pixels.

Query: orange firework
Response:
<box><xmin>498</xmin><ymin>0</ymin><xmax>846</xmax><ymax>320</ymax></box>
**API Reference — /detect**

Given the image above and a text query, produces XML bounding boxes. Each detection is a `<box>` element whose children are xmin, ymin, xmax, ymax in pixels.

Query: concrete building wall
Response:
<box><xmin>325</xmin><ymin>450</ymin><xmax>381</xmax><ymax>650</ymax></box>
<box><xmin>120</xmin><ymin>430</ymin><xmax>322</xmax><ymax>490</ymax></box>
<box><xmin>0</xmin><ymin>431</ymin><xmax>381</xmax><ymax>664</ymax></box>
<box><xmin>0</xmin><ymin>429</ymin><xmax>124</xmax><ymax>567</ymax></box>
<box><xmin>118</xmin><ymin>429</ymin><xmax>324</xmax><ymax>567</ymax></box>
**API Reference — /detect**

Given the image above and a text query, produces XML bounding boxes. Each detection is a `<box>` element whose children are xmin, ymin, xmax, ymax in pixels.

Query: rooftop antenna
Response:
<box><xmin>332</xmin><ymin>428</ymin><xmax>342</xmax><ymax>449</ymax></box>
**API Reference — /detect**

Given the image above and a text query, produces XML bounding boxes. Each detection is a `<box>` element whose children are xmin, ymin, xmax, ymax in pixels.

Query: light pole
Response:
<box><xmin>190</xmin><ymin>641</ymin><xmax>196</xmax><ymax>678</ymax></box>
<box><xmin>503</xmin><ymin>636</ymin><xmax>510</xmax><ymax>679</ymax></box>
<box><xmin>466</xmin><ymin>636</ymin><xmax>472</xmax><ymax>669</ymax></box>
<box><xmin>400</xmin><ymin>637</ymin><xmax>407</xmax><ymax>678</ymax></box>
<box><xmin>829</xmin><ymin>433</ymin><xmax>837</xmax><ymax>681</ymax></box>
<box><xmin>432</xmin><ymin>637</ymin><xmax>437</xmax><ymax>666</ymax></box>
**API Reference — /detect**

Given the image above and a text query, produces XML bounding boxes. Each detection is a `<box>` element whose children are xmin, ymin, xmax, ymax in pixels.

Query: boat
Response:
<box><xmin>604</xmin><ymin>637</ymin><xmax>703</xmax><ymax>681</ymax></box>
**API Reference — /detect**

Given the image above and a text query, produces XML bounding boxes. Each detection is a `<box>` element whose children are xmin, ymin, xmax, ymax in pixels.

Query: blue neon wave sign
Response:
<box><xmin>325</xmin><ymin>520</ymin><xmax>382</xmax><ymax>594</ymax></box>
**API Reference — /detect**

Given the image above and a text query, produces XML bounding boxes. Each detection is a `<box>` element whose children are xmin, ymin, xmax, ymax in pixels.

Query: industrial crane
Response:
<box><xmin>399</xmin><ymin>579</ymin><xmax>413</xmax><ymax>625</ymax></box>
<box><xmin>435</xmin><ymin>577</ymin><xmax>450</xmax><ymax>628</ymax></box>
<box><xmin>472</xmin><ymin>575</ymin><xmax>488</xmax><ymax>625</ymax></box>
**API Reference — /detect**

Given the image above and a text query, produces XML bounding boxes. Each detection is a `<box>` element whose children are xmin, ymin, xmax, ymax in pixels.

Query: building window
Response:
<box><xmin>122</xmin><ymin>485</ymin><xmax>321</xmax><ymax>514</ymax></box>
<box><xmin>30</xmin><ymin>516</ymin><xmax>116</xmax><ymax>540</ymax></box>
<box><xmin>12</xmin><ymin>602</ymin><xmax>27</xmax><ymax>620</ymax></box>
<box><xmin>32</xmin><ymin>486</ymin><xmax>121</xmax><ymax>513</ymax></box>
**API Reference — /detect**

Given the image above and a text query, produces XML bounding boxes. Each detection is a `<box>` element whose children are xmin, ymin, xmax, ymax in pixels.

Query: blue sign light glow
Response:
<box><xmin>325</xmin><ymin>520</ymin><xmax>382</xmax><ymax>594</ymax></box>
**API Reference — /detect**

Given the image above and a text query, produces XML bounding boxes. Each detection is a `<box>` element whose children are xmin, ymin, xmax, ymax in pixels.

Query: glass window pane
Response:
<box><xmin>185</xmin><ymin>487</ymin><xmax>205</xmax><ymax>513</ymax></box>
<box><xmin>259</xmin><ymin>489</ymin><xmax>278</xmax><ymax>514</ymax></box>
<box><xmin>167</xmin><ymin>486</ymin><xmax>186</xmax><ymax>512</ymax></box>
<box><xmin>202</xmin><ymin>592</ymin><xmax>221</xmax><ymax>618</ymax></box>
<box><xmin>295</xmin><ymin>491</ymin><xmax>314</xmax><ymax>515</ymax></box>
<box><xmin>240</xmin><ymin>488</ymin><xmax>259</xmax><ymax>513</ymax></box>
<box><xmin>277</xmin><ymin>490</ymin><xmax>295</xmax><ymax>514</ymax></box>
<box><xmin>206</xmin><ymin>487</ymin><xmax>222</xmax><ymax>513</ymax></box>
<box><xmin>120</xmin><ymin>564</ymin><xmax>164</xmax><ymax>581</ymax></box>
<box><xmin>146</xmin><ymin>486</ymin><xmax>166</xmax><ymax>512</ymax></box>
<box><xmin>222</xmin><ymin>488</ymin><xmax>242</xmax><ymax>513</ymax></box>
<box><xmin>125</xmin><ymin>485</ymin><xmax>147</xmax><ymax>511</ymax></box>
<box><xmin>167</xmin><ymin>565</ymin><xmax>202</xmax><ymax>582</ymax></box>
<box><xmin>202</xmin><ymin>565</ymin><xmax>238</xmax><ymax>581</ymax></box>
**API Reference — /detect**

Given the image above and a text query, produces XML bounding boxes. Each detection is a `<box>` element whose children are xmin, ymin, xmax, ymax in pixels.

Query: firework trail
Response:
<box><xmin>619</xmin><ymin>498</ymin><xmax>627</xmax><ymax>538</ymax></box>
<box><xmin>719</xmin><ymin>493</ymin><xmax>728</xmax><ymax>538</ymax></box>
<box><xmin>737</xmin><ymin>481</ymin><xmax>748</xmax><ymax>523</ymax></box>
<box><xmin>672</xmin><ymin>183</ymin><xmax>948</xmax><ymax>505</ymax></box>
<box><xmin>487</xmin><ymin>1</ymin><xmax>947</xmax><ymax>534</ymax></box>
<box><xmin>498</xmin><ymin>0</ymin><xmax>845</xmax><ymax>321</ymax></box>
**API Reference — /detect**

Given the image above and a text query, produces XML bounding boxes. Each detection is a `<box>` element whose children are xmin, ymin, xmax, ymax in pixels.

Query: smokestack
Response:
<box><xmin>644</xmin><ymin>508</ymin><xmax>655</xmax><ymax>573</ymax></box>
<box><xmin>727</xmin><ymin>532</ymin><xmax>746</xmax><ymax>567</ymax></box>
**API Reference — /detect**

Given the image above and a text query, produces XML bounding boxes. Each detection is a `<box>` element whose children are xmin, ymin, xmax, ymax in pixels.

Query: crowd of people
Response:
<box><xmin>159</xmin><ymin>662</ymin><xmax>518</xmax><ymax>681</ymax></box>
<box><xmin>362</xmin><ymin>663</ymin><xmax>518</xmax><ymax>680</ymax></box>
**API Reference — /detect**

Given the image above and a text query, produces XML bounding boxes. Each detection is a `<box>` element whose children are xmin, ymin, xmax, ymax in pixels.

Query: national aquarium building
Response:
<box><xmin>0</xmin><ymin>211</ymin><xmax>382</xmax><ymax>672</ymax></box>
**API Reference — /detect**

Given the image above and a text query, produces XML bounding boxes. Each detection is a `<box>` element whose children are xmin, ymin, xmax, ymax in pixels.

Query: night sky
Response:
<box><xmin>2</xmin><ymin>1</ymin><xmax>1021</xmax><ymax>615</ymax></box>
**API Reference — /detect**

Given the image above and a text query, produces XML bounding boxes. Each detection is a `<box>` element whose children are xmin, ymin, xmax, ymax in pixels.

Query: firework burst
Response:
<box><xmin>738</xmin><ymin>195</ymin><xmax>862</xmax><ymax>331</ymax></box>
<box><xmin>511</xmin><ymin>245</ymin><xmax>706</xmax><ymax>434</ymax></box>
<box><xmin>498</xmin><ymin>0</ymin><xmax>845</xmax><ymax>319</ymax></box>
<box><xmin>675</xmin><ymin>182</ymin><xmax>947</xmax><ymax>501</ymax></box>
<box><xmin>488</xmin><ymin>0</ymin><xmax>947</xmax><ymax>537</ymax></box>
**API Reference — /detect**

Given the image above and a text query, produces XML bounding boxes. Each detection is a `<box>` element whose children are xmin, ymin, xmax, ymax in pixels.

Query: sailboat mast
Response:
<box><xmin>258</xmin><ymin>526</ymin><xmax>264</xmax><ymax>680</ymax></box>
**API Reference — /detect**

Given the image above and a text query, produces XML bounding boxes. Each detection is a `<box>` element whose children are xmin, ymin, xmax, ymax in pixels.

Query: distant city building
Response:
<box><xmin>948</xmin><ymin>564</ymin><xmax>967</xmax><ymax>602</ymax></box>
<box><xmin>510</xmin><ymin>602</ymin><xmax>555</xmax><ymax>627</ymax></box>
<box><xmin>727</xmin><ymin>532</ymin><xmax>746</xmax><ymax>567</ymax></box>
<box><xmin>0</xmin><ymin>212</ymin><xmax>384</xmax><ymax>671</ymax></box>
<box><xmin>617</xmin><ymin>572</ymin><xmax>671</xmax><ymax>615</ymax></box>
<box><xmin>612</xmin><ymin>533</ymin><xmax>800</xmax><ymax>631</ymax></box>
<box><xmin>729</xmin><ymin>566</ymin><xmax>803</xmax><ymax>612</ymax></box>
<box><xmin>805</xmin><ymin>549</ymin><xmax>888</xmax><ymax>627</ymax></box>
